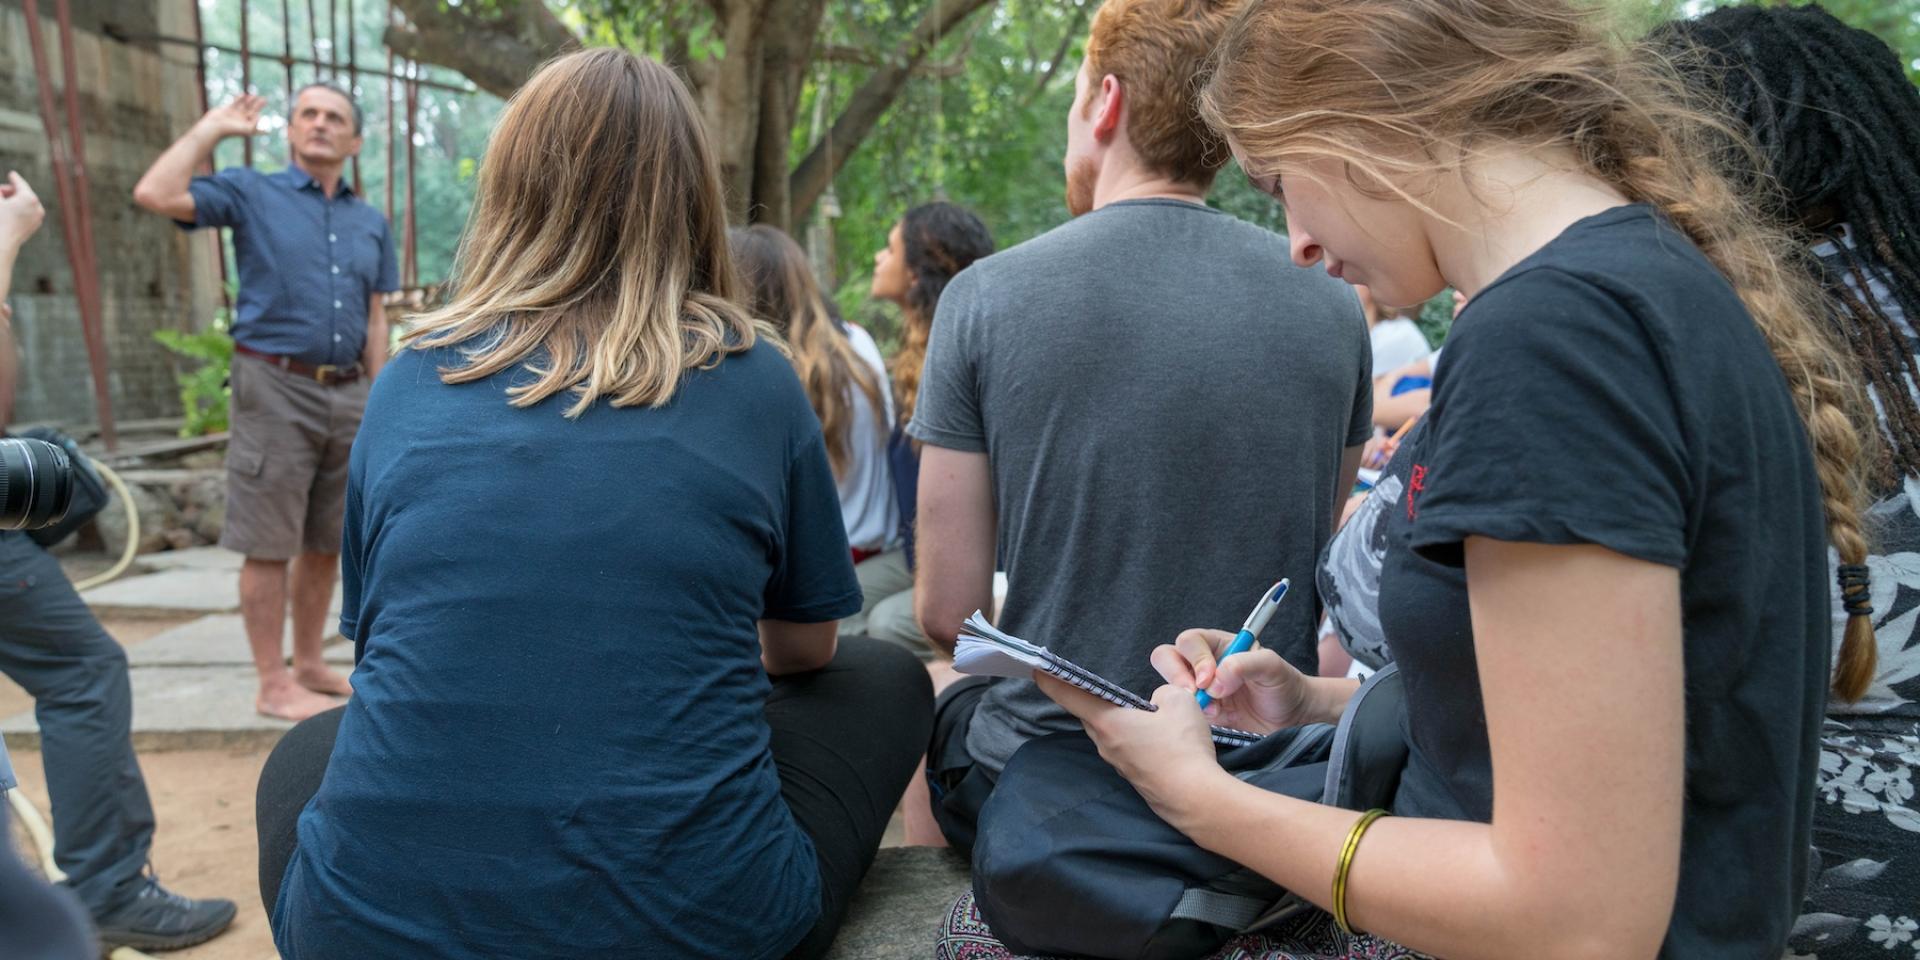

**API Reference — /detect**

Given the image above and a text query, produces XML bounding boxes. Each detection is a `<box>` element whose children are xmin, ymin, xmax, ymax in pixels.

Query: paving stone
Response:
<box><xmin>81</xmin><ymin>568</ymin><xmax>342</xmax><ymax>618</ymax></box>
<box><xmin>824</xmin><ymin>847</ymin><xmax>971</xmax><ymax>959</ymax></box>
<box><xmin>128</xmin><ymin>615</ymin><xmax>347</xmax><ymax>667</ymax></box>
<box><xmin>135</xmin><ymin>546</ymin><xmax>242</xmax><ymax>572</ymax></box>
<box><xmin>82</xmin><ymin>568</ymin><xmax>239</xmax><ymax>615</ymax></box>
<box><xmin>0</xmin><ymin>663</ymin><xmax>351</xmax><ymax>752</ymax></box>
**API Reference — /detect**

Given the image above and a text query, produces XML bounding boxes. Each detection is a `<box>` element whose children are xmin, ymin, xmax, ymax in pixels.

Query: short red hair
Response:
<box><xmin>1083</xmin><ymin>0</ymin><xmax>1242</xmax><ymax>189</ymax></box>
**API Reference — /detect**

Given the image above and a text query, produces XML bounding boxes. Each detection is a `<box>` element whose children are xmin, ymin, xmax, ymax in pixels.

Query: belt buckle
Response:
<box><xmin>313</xmin><ymin>363</ymin><xmax>338</xmax><ymax>384</ymax></box>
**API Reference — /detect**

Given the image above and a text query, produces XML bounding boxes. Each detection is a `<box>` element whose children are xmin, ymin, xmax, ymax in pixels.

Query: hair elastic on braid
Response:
<box><xmin>1837</xmin><ymin>563</ymin><xmax>1874</xmax><ymax>618</ymax></box>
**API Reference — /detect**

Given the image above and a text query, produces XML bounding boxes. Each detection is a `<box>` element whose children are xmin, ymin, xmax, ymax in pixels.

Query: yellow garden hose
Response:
<box><xmin>8</xmin><ymin>790</ymin><xmax>159</xmax><ymax>959</ymax></box>
<box><xmin>71</xmin><ymin>460</ymin><xmax>138</xmax><ymax>592</ymax></box>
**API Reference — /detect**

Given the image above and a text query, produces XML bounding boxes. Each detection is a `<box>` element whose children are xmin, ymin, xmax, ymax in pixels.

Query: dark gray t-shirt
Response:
<box><xmin>909</xmin><ymin>198</ymin><xmax>1371</xmax><ymax>773</ymax></box>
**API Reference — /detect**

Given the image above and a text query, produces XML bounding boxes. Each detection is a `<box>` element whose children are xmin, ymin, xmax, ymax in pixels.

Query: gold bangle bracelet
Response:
<box><xmin>1332</xmin><ymin>808</ymin><xmax>1390</xmax><ymax>935</ymax></box>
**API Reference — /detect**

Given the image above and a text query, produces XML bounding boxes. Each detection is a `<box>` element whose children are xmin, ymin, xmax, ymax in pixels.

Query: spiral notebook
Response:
<box><xmin>953</xmin><ymin>611</ymin><xmax>1264</xmax><ymax>748</ymax></box>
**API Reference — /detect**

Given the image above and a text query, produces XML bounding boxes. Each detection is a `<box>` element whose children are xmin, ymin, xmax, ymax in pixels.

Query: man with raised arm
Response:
<box><xmin>134</xmin><ymin>85</ymin><xmax>399</xmax><ymax>721</ymax></box>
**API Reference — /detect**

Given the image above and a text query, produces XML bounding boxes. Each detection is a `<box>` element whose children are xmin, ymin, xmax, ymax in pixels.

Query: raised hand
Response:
<box><xmin>0</xmin><ymin>172</ymin><xmax>46</xmax><ymax>253</ymax></box>
<box><xmin>1149</xmin><ymin>628</ymin><xmax>1322</xmax><ymax>735</ymax></box>
<box><xmin>200</xmin><ymin>94</ymin><xmax>266</xmax><ymax>139</ymax></box>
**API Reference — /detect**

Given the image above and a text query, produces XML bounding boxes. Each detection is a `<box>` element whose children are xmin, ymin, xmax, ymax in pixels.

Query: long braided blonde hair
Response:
<box><xmin>1202</xmin><ymin>0</ymin><xmax>1878</xmax><ymax>698</ymax></box>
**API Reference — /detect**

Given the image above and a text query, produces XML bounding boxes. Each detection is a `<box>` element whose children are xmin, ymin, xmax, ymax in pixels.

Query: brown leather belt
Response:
<box><xmin>234</xmin><ymin>344</ymin><xmax>363</xmax><ymax>385</ymax></box>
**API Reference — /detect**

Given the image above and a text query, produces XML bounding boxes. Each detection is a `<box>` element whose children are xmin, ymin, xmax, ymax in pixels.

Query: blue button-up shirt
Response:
<box><xmin>180</xmin><ymin>166</ymin><xmax>400</xmax><ymax>367</ymax></box>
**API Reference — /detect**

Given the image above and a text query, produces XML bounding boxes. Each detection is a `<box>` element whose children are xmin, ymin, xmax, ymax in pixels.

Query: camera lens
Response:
<box><xmin>0</xmin><ymin>437</ymin><xmax>75</xmax><ymax>531</ymax></box>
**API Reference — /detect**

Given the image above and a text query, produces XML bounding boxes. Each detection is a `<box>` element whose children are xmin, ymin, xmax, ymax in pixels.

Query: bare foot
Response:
<box><xmin>256</xmin><ymin>680</ymin><xmax>339</xmax><ymax>722</ymax></box>
<box><xmin>293</xmin><ymin>664</ymin><xmax>353</xmax><ymax>697</ymax></box>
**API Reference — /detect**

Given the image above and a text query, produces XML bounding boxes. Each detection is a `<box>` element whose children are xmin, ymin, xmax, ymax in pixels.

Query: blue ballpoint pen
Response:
<box><xmin>1195</xmin><ymin>579</ymin><xmax>1290</xmax><ymax>709</ymax></box>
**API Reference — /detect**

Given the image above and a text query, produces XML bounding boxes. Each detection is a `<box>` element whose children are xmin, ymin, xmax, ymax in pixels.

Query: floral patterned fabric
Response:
<box><xmin>933</xmin><ymin>890</ymin><xmax>1431</xmax><ymax>960</ymax></box>
<box><xmin>1786</xmin><ymin>230</ymin><xmax>1920</xmax><ymax>960</ymax></box>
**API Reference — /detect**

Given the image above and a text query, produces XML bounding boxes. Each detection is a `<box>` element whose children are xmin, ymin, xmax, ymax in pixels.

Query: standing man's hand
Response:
<box><xmin>0</xmin><ymin>172</ymin><xmax>46</xmax><ymax>255</ymax></box>
<box><xmin>199</xmin><ymin>95</ymin><xmax>266</xmax><ymax>141</ymax></box>
<box><xmin>135</xmin><ymin>96</ymin><xmax>262</xmax><ymax>222</ymax></box>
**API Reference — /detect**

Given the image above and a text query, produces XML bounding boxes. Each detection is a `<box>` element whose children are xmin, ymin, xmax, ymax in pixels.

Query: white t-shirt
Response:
<box><xmin>1368</xmin><ymin>317</ymin><xmax>1431</xmax><ymax>377</ymax></box>
<box><xmin>839</xmin><ymin>323</ymin><xmax>899</xmax><ymax>552</ymax></box>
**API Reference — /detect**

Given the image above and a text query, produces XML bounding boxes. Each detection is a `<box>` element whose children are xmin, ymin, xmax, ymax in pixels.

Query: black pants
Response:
<box><xmin>256</xmin><ymin>635</ymin><xmax>933</xmax><ymax>960</ymax></box>
<box><xmin>927</xmin><ymin>675</ymin><xmax>998</xmax><ymax>854</ymax></box>
<box><xmin>0</xmin><ymin>532</ymin><xmax>154</xmax><ymax>916</ymax></box>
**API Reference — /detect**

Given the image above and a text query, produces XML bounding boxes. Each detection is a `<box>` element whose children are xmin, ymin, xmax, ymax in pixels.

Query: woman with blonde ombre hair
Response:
<box><xmin>940</xmin><ymin>0</ymin><xmax>1875</xmax><ymax>958</ymax></box>
<box><xmin>252</xmin><ymin>48</ymin><xmax>932</xmax><ymax>960</ymax></box>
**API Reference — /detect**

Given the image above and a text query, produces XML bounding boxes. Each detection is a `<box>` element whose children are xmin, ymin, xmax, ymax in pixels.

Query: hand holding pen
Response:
<box><xmin>1194</xmin><ymin>579</ymin><xmax>1289</xmax><ymax>708</ymax></box>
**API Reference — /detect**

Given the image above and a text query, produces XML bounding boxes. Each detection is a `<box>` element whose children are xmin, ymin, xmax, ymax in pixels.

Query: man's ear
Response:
<box><xmin>1093</xmin><ymin>74</ymin><xmax>1124</xmax><ymax>142</ymax></box>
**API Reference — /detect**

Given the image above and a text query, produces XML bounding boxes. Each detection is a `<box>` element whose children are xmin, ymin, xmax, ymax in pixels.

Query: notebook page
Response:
<box><xmin>954</xmin><ymin>612</ymin><xmax>1263</xmax><ymax>747</ymax></box>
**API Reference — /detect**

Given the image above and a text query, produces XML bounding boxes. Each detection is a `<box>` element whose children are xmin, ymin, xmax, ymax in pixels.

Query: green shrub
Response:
<box><xmin>153</xmin><ymin>314</ymin><xmax>234</xmax><ymax>437</ymax></box>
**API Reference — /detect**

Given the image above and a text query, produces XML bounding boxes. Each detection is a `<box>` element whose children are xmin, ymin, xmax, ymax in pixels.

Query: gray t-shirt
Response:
<box><xmin>909</xmin><ymin>198</ymin><xmax>1372</xmax><ymax>773</ymax></box>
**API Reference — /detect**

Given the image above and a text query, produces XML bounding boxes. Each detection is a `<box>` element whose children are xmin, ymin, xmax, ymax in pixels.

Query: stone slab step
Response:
<box><xmin>824</xmin><ymin>847</ymin><xmax>971</xmax><ymax>959</ymax></box>
<box><xmin>0</xmin><ymin>662</ymin><xmax>351</xmax><ymax>752</ymax></box>
<box><xmin>80</xmin><ymin>568</ymin><xmax>341</xmax><ymax>619</ymax></box>
<box><xmin>127</xmin><ymin>614</ymin><xmax>348</xmax><ymax>668</ymax></box>
<box><xmin>134</xmin><ymin>546</ymin><xmax>243</xmax><ymax>572</ymax></box>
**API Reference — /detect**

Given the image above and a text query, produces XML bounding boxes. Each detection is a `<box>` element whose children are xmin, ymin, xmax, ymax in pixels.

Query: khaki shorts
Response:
<box><xmin>220</xmin><ymin>353</ymin><xmax>369</xmax><ymax>560</ymax></box>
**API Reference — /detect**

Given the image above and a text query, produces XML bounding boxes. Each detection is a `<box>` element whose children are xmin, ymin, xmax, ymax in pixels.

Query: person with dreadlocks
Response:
<box><xmin>1658</xmin><ymin>5</ymin><xmax>1920</xmax><ymax>955</ymax></box>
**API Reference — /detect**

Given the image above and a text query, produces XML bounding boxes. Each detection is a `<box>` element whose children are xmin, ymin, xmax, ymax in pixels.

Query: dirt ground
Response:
<box><xmin>8</xmin><ymin>744</ymin><xmax>279</xmax><ymax>960</ymax></box>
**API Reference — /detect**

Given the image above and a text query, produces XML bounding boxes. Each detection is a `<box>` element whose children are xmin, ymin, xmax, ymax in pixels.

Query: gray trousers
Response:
<box><xmin>0</xmin><ymin>532</ymin><xmax>153</xmax><ymax>915</ymax></box>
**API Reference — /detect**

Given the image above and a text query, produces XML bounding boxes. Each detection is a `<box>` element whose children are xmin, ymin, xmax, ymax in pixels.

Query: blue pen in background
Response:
<box><xmin>1195</xmin><ymin>578</ymin><xmax>1289</xmax><ymax>709</ymax></box>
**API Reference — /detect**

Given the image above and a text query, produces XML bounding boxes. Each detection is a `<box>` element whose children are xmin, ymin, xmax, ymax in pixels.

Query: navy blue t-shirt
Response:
<box><xmin>272</xmin><ymin>339</ymin><xmax>863</xmax><ymax>959</ymax></box>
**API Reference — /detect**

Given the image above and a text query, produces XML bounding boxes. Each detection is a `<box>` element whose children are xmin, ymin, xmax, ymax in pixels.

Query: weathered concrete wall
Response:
<box><xmin>0</xmin><ymin>0</ymin><xmax>220</xmax><ymax>429</ymax></box>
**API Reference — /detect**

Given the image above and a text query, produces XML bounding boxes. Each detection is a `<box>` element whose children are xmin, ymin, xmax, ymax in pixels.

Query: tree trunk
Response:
<box><xmin>384</xmin><ymin>0</ymin><xmax>576</xmax><ymax>100</ymax></box>
<box><xmin>701</xmin><ymin>0</ymin><xmax>773</xmax><ymax>223</ymax></box>
<box><xmin>385</xmin><ymin>0</ymin><xmax>1003</xmax><ymax>226</ymax></box>
<box><xmin>751</xmin><ymin>0</ymin><xmax>830</xmax><ymax>230</ymax></box>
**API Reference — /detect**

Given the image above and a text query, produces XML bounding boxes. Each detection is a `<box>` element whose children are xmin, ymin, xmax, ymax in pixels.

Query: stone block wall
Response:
<box><xmin>0</xmin><ymin>0</ymin><xmax>221</xmax><ymax>430</ymax></box>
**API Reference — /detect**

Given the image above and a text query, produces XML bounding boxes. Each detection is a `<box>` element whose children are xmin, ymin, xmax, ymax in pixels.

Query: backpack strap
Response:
<box><xmin>1170</xmin><ymin>888</ymin><xmax>1271</xmax><ymax>930</ymax></box>
<box><xmin>1323</xmin><ymin>663</ymin><xmax>1408</xmax><ymax>811</ymax></box>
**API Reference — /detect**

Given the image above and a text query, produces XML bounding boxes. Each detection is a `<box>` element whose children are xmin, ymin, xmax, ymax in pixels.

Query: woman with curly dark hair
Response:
<box><xmin>846</xmin><ymin>202</ymin><xmax>994</xmax><ymax>655</ymax></box>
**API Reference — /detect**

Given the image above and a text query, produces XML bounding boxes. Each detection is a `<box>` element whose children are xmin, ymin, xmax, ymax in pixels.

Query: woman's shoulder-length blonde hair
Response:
<box><xmin>404</xmin><ymin>47</ymin><xmax>762</xmax><ymax>418</ymax></box>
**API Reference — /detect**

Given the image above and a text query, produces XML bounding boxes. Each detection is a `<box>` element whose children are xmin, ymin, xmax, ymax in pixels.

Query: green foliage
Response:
<box><xmin>1627</xmin><ymin>0</ymin><xmax>1920</xmax><ymax>84</ymax></box>
<box><xmin>1415</xmin><ymin>292</ymin><xmax>1456</xmax><ymax>347</ymax></box>
<box><xmin>192</xmin><ymin>0</ymin><xmax>1919</xmax><ymax>351</ymax></box>
<box><xmin>809</xmin><ymin>0</ymin><xmax>1088</xmax><ymax>310</ymax></box>
<box><xmin>153</xmin><ymin>316</ymin><xmax>235</xmax><ymax>438</ymax></box>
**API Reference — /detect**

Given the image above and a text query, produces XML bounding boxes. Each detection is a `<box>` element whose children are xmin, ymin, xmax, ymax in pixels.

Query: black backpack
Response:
<box><xmin>972</xmin><ymin>664</ymin><xmax>1409</xmax><ymax>960</ymax></box>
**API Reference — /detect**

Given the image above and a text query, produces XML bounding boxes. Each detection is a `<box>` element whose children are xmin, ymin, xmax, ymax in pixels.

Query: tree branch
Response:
<box><xmin>1025</xmin><ymin>2</ymin><xmax>1090</xmax><ymax>106</ymax></box>
<box><xmin>384</xmin><ymin>0</ymin><xmax>581</xmax><ymax>99</ymax></box>
<box><xmin>817</xmin><ymin>44</ymin><xmax>967</xmax><ymax>77</ymax></box>
<box><xmin>789</xmin><ymin>0</ymin><xmax>999</xmax><ymax>221</ymax></box>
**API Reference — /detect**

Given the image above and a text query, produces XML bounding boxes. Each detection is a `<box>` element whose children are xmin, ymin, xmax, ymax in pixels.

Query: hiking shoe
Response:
<box><xmin>92</xmin><ymin>871</ymin><xmax>237</xmax><ymax>951</ymax></box>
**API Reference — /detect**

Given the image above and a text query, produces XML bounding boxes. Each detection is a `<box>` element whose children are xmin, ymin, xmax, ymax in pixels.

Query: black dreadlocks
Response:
<box><xmin>1661</xmin><ymin>4</ymin><xmax>1920</xmax><ymax>486</ymax></box>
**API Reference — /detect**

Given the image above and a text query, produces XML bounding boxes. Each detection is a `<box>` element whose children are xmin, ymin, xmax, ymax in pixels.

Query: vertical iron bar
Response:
<box><xmin>385</xmin><ymin>3</ymin><xmax>394</xmax><ymax>230</ymax></box>
<box><xmin>23</xmin><ymin>0</ymin><xmax>117</xmax><ymax>449</ymax></box>
<box><xmin>404</xmin><ymin>62</ymin><xmax>418</xmax><ymax>287</ymax></box>
<box><xmin>346</xmin><ymin>0</ymin><xmax>359</xmax><ymax>192</ymax></box>
<box><xmin>190</xmin><ymin>0</ymin><xmax>231</xmax><ymax>308</ymax></box>
<box><xmin>304</xmin><ymin>0</ymin><xmax>320</xmax><ymax>81</ymax></box>
<box><xmin>240</xmin><ymin>0</ymin><xmax>254</xmax><ymax>167</ymax></box>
